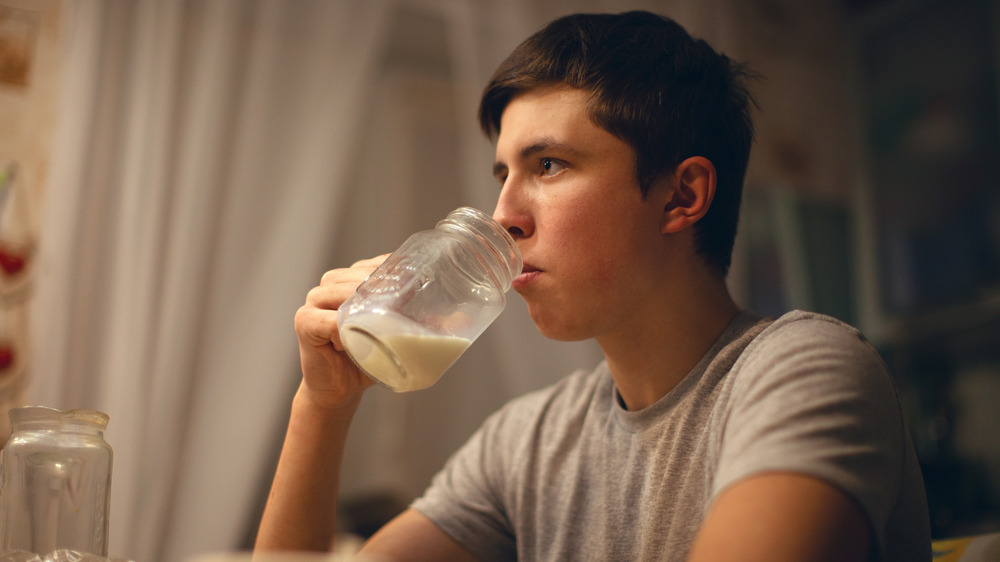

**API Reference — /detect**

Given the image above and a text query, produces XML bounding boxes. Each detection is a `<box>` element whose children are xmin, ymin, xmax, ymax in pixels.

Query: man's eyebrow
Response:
<box><xmin>493</xmin><ymin>137</ymin><xmax>585</xmax><ymax>177</ymax></box>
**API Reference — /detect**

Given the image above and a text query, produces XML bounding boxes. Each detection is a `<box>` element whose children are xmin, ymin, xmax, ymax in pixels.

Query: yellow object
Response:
<box><xmin>932</xmin><ymin>532</ymin><xmax>1000</xmax><ymax>561</ymax></box>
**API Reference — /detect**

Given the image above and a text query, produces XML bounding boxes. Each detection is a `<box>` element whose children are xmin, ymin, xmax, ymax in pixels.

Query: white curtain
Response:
<box><xmin>29</xmin><ymin>0</ymin><xmax>735</xmax><ymax>560</ymax></box>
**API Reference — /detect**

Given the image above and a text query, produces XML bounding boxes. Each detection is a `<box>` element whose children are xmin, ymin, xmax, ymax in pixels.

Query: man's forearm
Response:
<box><xmin>255</xmin><ymin>385</ymin><xmax>362</xmax><ymax>551</ymax></box>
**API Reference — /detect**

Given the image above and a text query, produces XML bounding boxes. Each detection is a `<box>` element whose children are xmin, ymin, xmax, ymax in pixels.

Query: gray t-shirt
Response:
<box><xmin>411</xmin><ymin>310</ymin><xmax>931</xmax><ymax>561</ymax></box>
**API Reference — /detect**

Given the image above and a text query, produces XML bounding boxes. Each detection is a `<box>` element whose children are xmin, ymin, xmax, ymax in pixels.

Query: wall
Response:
<box><xmin>0</xmin><ymin>0</ymin><xmax>61</xmax><ymax>435</ymax></box>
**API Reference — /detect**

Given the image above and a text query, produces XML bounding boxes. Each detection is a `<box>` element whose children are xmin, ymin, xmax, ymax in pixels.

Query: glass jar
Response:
<box><xmin>0</xmin><ymin>406</ymin><xmax>114</xmax><ymax>557</ymax></box>
<box><xmin>338</xmin><ymin>207</ymin><xmax>521</xmax><ymax>392</ymax></box>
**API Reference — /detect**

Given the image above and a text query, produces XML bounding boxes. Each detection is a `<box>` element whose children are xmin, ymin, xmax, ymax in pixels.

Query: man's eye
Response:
<box><xmin>541</xmin><ymin>158</ymin><xmax>565</xmax><ymax>176</ymax></box>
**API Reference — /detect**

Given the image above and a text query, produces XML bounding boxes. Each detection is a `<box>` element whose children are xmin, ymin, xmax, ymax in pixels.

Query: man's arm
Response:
<box><xmin>256</xmin><ymin>256</ymin><xmax>386</xmax><ymax>551</ymax></box>
<box><xmin>255</xmin><ymin>256</ymin><xmax>480</xmax><ymax>558</ymax></box>
<box><xmin>687</xmin><ymin>472</ymin><xmax>871</xmax><ymax>562</ymax></box>
<box><xmin>255</xmin><ymin>386</ymin><xmax>361</xmax><ymax>549</ymax></box>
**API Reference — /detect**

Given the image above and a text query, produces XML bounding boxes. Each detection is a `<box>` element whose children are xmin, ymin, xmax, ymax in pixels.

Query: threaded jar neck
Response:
<box><xmin>436</xmin><ymin>207</ymin><xmax>522</xmax><ymax>291</ymax></box>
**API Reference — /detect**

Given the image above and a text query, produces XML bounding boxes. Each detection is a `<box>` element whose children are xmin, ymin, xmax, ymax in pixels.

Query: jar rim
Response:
<box><xmin>9</xmin><ymin>405</ymin><xmax>110</xmax><ymax>430</ymax></box>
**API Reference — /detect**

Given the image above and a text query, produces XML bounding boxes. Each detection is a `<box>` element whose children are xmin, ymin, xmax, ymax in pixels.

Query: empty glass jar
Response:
<box><xmin>0</xmin><ymin>407</ymin><xmax>114</xmax><ymax>557</ymax></box>
<box><xmin>338</xmin><ymin>207</ymin><xmax>522</xmax><ymax>392</ymax></box>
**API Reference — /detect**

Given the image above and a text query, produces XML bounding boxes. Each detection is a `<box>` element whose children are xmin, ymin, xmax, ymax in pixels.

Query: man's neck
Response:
<box><xmin>598</xmin><ymin>271</ymin><xmax>740</xmax><ymax>411</ymax></box>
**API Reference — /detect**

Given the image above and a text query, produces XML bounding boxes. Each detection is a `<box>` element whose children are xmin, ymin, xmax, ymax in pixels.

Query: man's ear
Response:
<box><xmin>661</xmin><ymin>156</ymin><xmax>716</xmax><ymax>234</ymax></box>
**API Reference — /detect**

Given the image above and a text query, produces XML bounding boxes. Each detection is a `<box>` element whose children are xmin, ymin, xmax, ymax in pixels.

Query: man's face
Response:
<box><xmin>491</xmin><ymin>86</ymin><xmax>671</xmax><ymax>342</ymax></box>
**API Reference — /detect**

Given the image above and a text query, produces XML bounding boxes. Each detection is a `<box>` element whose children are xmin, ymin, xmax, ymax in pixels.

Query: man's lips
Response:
<box><xmin>513</xmin><ymin>264</ymin><xmax>541</xmax><ymax>290</ymax></box>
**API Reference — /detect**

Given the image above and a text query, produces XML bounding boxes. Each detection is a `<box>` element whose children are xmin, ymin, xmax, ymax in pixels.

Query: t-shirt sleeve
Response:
<box><xmin>712</xmin><ymin>314</ymin><xmax>907</xmax><ymax>556</ymax></box>
<box><xmin>410</xmin><ymin>402</ymin><xmax>521</xmax><ymax>562</ymax></box>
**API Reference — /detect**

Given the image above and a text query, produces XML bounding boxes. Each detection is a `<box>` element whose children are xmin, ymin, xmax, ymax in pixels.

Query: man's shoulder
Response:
<box><xmin>746</xmin><ymin>310</ymin><xmax>876</xmax><ymax>360</ymax></box>
<box><xmin>761</xmin><ymin>309</ymin><xmax>870</xmax><ymax>339</ymax></box>
<box><xmin>731</xmin><ymin>309</ymin><xmax>894</xmax><ymax>400</ymax></box>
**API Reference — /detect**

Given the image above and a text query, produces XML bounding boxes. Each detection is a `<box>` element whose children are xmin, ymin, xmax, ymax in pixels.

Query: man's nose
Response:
<box><xmin>493</xmin><ymin>182</ymin><xmax>531</xmax><ymax>239</ymax></box>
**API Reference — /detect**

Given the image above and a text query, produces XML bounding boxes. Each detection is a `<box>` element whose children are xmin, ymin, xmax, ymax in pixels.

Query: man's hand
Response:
<box><xmin>294</xmin><ymin>255</ymin><xmax>388</xmax><ymax>410</ymax></box>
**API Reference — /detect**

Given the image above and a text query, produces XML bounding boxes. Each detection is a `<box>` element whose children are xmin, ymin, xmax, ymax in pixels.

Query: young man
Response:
<box><xmin>256</xmin><ymin>11</ymin><xmax>931</xmax><ymax>561</ymax></box>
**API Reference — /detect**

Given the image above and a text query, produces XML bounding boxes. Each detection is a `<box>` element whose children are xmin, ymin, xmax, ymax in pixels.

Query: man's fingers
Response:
<box><xmin>295</xmin><ymin>304</ymin><xmax>343</xmax><ymax>350</ymax></box>
<box><xmin>352</xmin><ymin>253</ymin><xmax>391</xmax><ymax>268</ymax></box>
<box><xmin>302</xmin><ymin>254</ymin><xmax>392</xmax><ymax>352</ymax></box>
<box><xmin>305</xmin><ymin>284</ymin><xmax>348</xmax><ymax>310</ymax></box>
<box><xmin>319</xmin><ymin>254</ymin><xmax>389</xmax><ymax>286</ymax></box>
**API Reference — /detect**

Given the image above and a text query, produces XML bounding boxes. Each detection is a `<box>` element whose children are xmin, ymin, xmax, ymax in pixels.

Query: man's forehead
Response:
<box><xmin>499</xmin><ymin>85</ymin><xmax>589</xmax><ymax>123</ymax></box>
<box><xmin>496</xmin><ymin>91</ymin><xmax>590</xmax><ymax>152</ymax></box>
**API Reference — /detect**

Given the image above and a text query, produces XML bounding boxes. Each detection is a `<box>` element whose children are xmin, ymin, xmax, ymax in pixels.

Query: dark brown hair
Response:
<box><xmin>479</xmin><ymin>11</ymin><xmax>757</xmax><ymax>276</ymax></box>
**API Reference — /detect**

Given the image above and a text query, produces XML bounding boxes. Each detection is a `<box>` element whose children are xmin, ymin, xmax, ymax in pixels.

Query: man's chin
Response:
<box><xmin>528</xmin><ymin>308</ymin><xmax>592</xmax><ymax>342</ymax></box>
